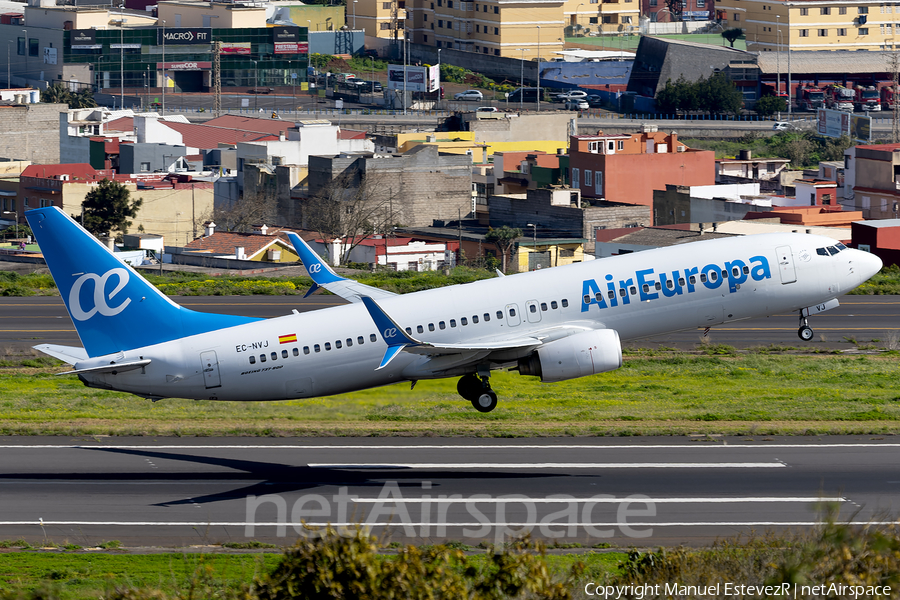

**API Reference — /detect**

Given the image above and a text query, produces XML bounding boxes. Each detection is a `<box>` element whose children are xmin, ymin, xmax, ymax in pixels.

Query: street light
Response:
<box><xmin>776</xmin><ymin>15</ymin><xmax>781</xmax><ymax>100</ymax></box>
<box><xmin>160</xmin><ymin>19</ymin><xmax>166</xmax><ymax>116</ymax></box>
<box><xmin>574</xmin><ymin>3</ymin><xmax>584</xmax><ymax>30</ymax></box>
<box><xmin>20</xmin><ymin>29</ymin><xmax>26</xmax><ymax>83</ymax></box>
<box><xmin>252</xmin><ymin>59</ymin><xmax>259</xmax><ymax>111</ymax></box>
<box><xmin>7</xmin><ymin>40</ymin><xmax>12</xmax><ymax>88</ymax></box>
<box><xmin>518</xmin><ymin>48</ymin><xmax>525</xmax><ymax>111</ymax></box>
<box><xmin>353</xmin><ymin>0</ymin><xmax>358</xmax><ymax>29</ymax></box>
<box><xmin>116</xmin><ymin>12</ymin><xmax>128</xmax><ymax>110</ymax></box>
<box><xmin>2</xmin><ymin>211</ymin><xmax>18</xmax><ymax>239</ymax></box>
<box><xmin>526</xmin><ymin>223</ymin><xmax>537</xmax><ymax>267</ymax></box>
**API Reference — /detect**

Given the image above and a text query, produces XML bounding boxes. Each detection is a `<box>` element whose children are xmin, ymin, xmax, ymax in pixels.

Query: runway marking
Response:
<box><xmin>307</xmin><ymin>463</ymin><xmax>786</xmax><ymax>469</ymax></box>
<box><xmin>0</xmin><ymin>444</ymin><xmax>896</xmax><ymax>450</ymax></box>
<box><xmin>350</xmin><ymin>497</ymin><xmax>844</xmax><ymax>504</ymax></box>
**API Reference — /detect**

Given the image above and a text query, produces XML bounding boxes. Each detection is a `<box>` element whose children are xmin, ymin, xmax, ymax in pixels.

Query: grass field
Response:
<box><xmin>2</xmin><ymin>349</ymin><xmax>899</xmax><ymax>436</ymax></box>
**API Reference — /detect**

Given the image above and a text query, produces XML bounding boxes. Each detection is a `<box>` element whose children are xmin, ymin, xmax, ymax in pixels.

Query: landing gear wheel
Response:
<box><xmin>457</xmin><ymin>374</ymin><xmax>483</xmax><ymax>402</ymax></box>
<box><xmin>798</xmin><ymin>325</ymin><xmax>814</xmax><ymax>341</ymax></box>
<box><xmin>472</xmin><ymin>390</ymin><xmax>498</xmax><ymax>413</ymax></box>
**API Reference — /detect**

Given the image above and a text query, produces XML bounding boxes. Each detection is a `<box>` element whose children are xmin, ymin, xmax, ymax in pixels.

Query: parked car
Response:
<box><xmin>476</xmin><ymin>106</ymin><xmax>499</xmax><ymax>112</ymax></box>
<box><xmin>565</xmin><ymin>99</ymin><xmax>589</xmax><ymax>110</ymax></box>
<box><xmin>247</xmin><ymin>87</ymin><xmax>274</xmax><ymax>94</ymax></box>
<box><xmin>554</xmin><ymin>90</ymin><xmax>588</xmax><ymax>102</ymax></box>
<box><xmin>587</xmin><ymin>95</ymin><xmax>604</xmax><ymax>107</ymax></box>
<box><xmin>454</xmin><ymin>89</ymin><xmax>484</xmax><ymax>101</ymax></box>
<box><xmin>773</xmin><ymin>121</ymin><xmax>790</xmax><ymax>131</ymax></box>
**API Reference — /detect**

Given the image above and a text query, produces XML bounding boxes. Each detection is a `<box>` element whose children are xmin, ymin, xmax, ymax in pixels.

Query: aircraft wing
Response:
<box><xmin>33</xmin><ymin>344</ymin><xmax>89</xmax><ymax>365</ymax></box>
<box><xmin>360</xmin><ymin>296</ymin><xmax>542</xmax><ymax>369</ymax></box>
<box><xmin>286</xmin><ymin>232</ymin><xmax>397</xmax><ymax>303</ymax></box>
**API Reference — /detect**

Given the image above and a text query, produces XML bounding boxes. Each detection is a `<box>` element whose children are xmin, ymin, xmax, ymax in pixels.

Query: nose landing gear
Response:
<box><xmin>457</xmin><ymin>373</ymin><xmax>497</xmax><ymax>413</ymax></box>
<box><xmin>798</xmin><ymin>314</ymin><xmax>814</xmax><ymax>341</ymax></box>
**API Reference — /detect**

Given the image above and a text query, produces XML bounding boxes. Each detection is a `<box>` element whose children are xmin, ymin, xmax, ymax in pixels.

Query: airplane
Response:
<box><xmin>26</xmin><ymin>206</ymin><xmax>882</xmax><ymax>413</ymax></box>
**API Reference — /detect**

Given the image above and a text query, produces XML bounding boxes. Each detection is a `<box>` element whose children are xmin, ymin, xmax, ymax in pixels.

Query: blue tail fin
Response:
<box><xmin>26</xmin><ymin>207</ymin><xmax>261</xmax><ymax>357</ymax></box>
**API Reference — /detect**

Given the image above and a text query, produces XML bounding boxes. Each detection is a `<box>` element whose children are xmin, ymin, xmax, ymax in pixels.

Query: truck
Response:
<box><xmin>882</xmin><ymin>86</ymin><xmax>899</xmax><ymax>111</ymax></box>
<box><xmin>826</xmin><ymin>85</ymin><xmax>855</xmax><ymax>112</ymax></box>
<box><xmin>855</xmin><ymin>86</ymin><xmax>881</xmax><ymax>112</ymax></box>
<box><xmin>797</xmin><ymin>86</ymin><xmax>826</xmax><ymax>112</ymax></box>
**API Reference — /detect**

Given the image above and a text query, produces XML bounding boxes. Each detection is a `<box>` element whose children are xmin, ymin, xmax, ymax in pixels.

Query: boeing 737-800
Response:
<box><xmin>26</xmin><ymin>206</ymin><xmax>882</xmax><ymax>412</ymax></box>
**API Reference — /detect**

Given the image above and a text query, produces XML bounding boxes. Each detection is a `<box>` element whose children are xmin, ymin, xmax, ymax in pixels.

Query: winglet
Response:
<box><xmin>286</xmin><ymin>232</ymin><xmax>343</xmax><ymax>285</ymax></box>
<box><xmin>360</xmin><ymin>296</ymin><xmax>425</xmax><ymax>369</ymax></box>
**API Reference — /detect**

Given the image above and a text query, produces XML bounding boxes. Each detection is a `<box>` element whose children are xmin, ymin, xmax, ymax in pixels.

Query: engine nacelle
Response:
<box><xmin>517</xmin><ymin>329</ymin><xmax>622</xmax><ymax>383</ymax></box>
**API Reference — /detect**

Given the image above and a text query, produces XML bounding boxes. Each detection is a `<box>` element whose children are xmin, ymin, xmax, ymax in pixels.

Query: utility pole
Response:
<box><xmin>214</xmin><ymin>40</ymin><xmax>221</xmax><ymax>116</ymax></box>
<box><xmin>890</xmin><ymin>51</ymin><xmax>900</xmax><ymax>143</ymax></box>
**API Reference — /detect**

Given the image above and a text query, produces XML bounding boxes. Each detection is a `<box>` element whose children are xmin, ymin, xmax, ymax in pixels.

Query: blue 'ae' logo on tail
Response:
<box><xmin>69</xmin><ymin>268</ymin><xmax>132</xmax><ymax>321</ymax></box>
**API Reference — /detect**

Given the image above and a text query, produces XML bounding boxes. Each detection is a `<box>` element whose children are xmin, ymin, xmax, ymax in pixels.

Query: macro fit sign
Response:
<box><xmin>157</xmin><ymin>28</ymin><xmax>212</xmax><ymax>45</ymax></box>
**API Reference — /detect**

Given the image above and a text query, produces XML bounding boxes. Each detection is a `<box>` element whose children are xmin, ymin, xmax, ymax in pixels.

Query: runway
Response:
<box><xmin>0</xmin><ymin>294</ymin><xmax>898</xmax><ymax>352</ymax></box>
<box><xmin>0</xmin><ymin>437</ymin><xmax>897</xmax><ymax>547</ymax></box>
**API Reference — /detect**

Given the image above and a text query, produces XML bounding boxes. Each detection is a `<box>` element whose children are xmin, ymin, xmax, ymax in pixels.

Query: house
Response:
<box><xmin>850</xmin><ymin>219</ymin><xmax>900</xmax><ymax>267</ymax></box>
<box><xmin>516</xmin><ymin>238</ymin><xmax>589</xmax><ymax>272</ymax></box>
<box><xmin>182</xmin><ymin>222</ymin><xmax>301</xmax><ymax>263</ymax></box>
<box><xmin>716</xmin><ymin>151</ymin><xmax>791</xmax><ymax>190</ymax></box>
<box><xmin>845</xmin><ymin>143</ymin><xmax>900</xmax><ymax>220</ymax></box>
<box><xmin>313</xmin><ymin>236</ymin><xmax>460</xmax><ymax>271</ymax></box>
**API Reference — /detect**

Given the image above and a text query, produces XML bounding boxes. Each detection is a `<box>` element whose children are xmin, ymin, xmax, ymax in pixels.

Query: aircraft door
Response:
<box><xmin>505</xmin><ymin>303</ymin><xmax>521</xmax><ymax>327</ymax></box>
<box><xmin>200</xmin><ymin>350</ymin><xmax>222</xmax><ymax>389</ymax></box>
<box><xmin>776</xmin><ymin>245</ymin><xmax>797</xmax><ymax>284</ymax></box>
<box><xmin>525</xmin><ymin>300</ymin><xmax>542</xmax><ymax>324</ymax></box>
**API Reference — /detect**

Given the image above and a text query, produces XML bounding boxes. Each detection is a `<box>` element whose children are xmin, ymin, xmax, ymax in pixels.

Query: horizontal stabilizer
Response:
<box><xmin>33</xmin><ymin>344</ymin><xmax>89</xmax><ymax>365</ymax></box>
<box><xmin>59</xmin><ymin>359</ymin><xmax>151</xmax><ymax>376</ymax></box>
<box><xmin>286</xmin><ymin>232</ymin><xmax>397</xmax><ymax>303</ymax></box>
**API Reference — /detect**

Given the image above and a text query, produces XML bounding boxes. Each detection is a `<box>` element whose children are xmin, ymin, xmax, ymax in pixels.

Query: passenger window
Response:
<box><xmin>282</xmin><ymin>349</ymin><xmax>288</xmax><ymax>358</ymax></box>
<box><xmin>260</xmin><ymin>354</ymin><xmax>266</xmax><ymax>362</ymax></box>
<box><xmin>655</xmin><ymin>282</ymin><xmax>661</xmax><ymax>290</ymax></box>
<box><xmin>405</xmin><ymin>327</ymin><xmax>412</xmax><ymax>334</ymax></box>
<box><xmin>817</xmin><ymin>248</ymin><xmax>829</xmax><ymax>256</ymax></box>
<box><xmin>485</xmin><ymin>313</ymin><xmax>491</xmax><ymax>321</ymax></box>
<box><xmin>561</xmin><ymin>299</ymin><xmax>568</xmax><ymax>307</ymax></box>
<box><xmin>249</xmin><ymin>355</ymin><xmax>256</xmax><ymax>364</ymax></box>
<box><xmin>742</xmin><ymin>266</ymin><xmax>749</xmax><ymax>275</ymax></box>
<box><xmin>595</xmin><ymin>293</ymin><xmax>603</xmax><ymax>302</ymax></box>
<box><xmin>700</xmin><ymin>274</ymin><xmax>708</xmax><ymax>283</ymax></box>
<box><xmin>335</xmin><ymin>340</ymin><xmax>342</xmax><ymax>349</ymax></box>
<box><xmin>496</xmin><ymin>311</ymin><xmax>503</xmax><ymax>319</ymax></box>
<box><xmin>461</xmin><ymin>317</ymin><xmax>468</xmax><ymax>325</ymax></box>
<box><xmin>450</xmin><ymin>319</ymin><xmax>457</xmax><ymax>328</ymax></box>
<box><xmin>428</xmin><ymin>323</ymin><xmax>435</xmax><ymax>331</ymax></box>
<box><xmin>551</xmin><ymin>301</ymin><xmax>558</xmax><ymax>309</ymax></box>
<box><xmin>293</xmin><ymin>347</ymin><xmax>299</xmax><ymax>356</ymax></box>
<box><xmin>619</xmin><ymin>288</ymin><xmax>626</xmax><ymax>297</ymax></box>
<box><xmin>666</xmin><ymin>280</ymin><xmax>674</xmax><ymax>290</ymax></box>
<box><xmin>473</xmin><ymin>315</ymin><xmax>479</xmax><ymax>323</ymax></box>
<box><xmin>540</xmin><ymin>302</ymin><xmax>547</xmax><ymax>311</ymax></box>
<box><xmin>678</xmin><ymin>278</ymin><xmax>685</xmax><ymax>286</ymax></box>
<box><xmin>629</xmin><ymin>286</ymin><xmax>637</xmax><ymax>295</ymax></box>
<box><xmin>732</xmin><ymin>267</ymin><xmax>739</xmax><ymax>277</ymax></box>
<box><xmin>357</xmin><ymin>336</ymin><xmax>364</xmax><ymax>345</ymax></box>
<box><xmin>583</xmin><ymin>294</ymin><xmax>591</xmax><ymax>304</ymax></box>
<box><xmin>304</xmin><ymin>346</ymin><xmax>310</xmax><ymax>355</ymax></box>
<box><xmin>689</xmin><ymin>276</ymin><xmax>696</xmax><ymax>284</ymax></box>
<box><xmin>529</xmin><ymin>304</ymin><xmax>537</xmax><ymax>313</ymax></box>
<box><xmin>710</xmin><ymin>272</ymin><xmax>718</xmax><ymax>282</ymax></box>
<box><xmin>271</xmin><ymin>352</ymin><xmax>277</xmax><ymax>360</ymax></box>
<box><xmin>439</xmin><ymin>321</ymin><xmax>446</xmax><ymax>329</ymax></box>
<box><xmin>608</xmin><ymin>290</ymin><xmax>615</xmax><ymax>300</ymax></box>
<box><xmin>314</xmin><ymin>344</ymin><xmax>321</xmax><ymax>353</ymax></box>
<box><xmin>324</xmin><ymin>342</ymin><xmax>331</xmax><ymax>351</ymax></box>
<box><xmin>827</xmin><ymin>246</ymin><xmax>839</xmax><ymax>255</ymax></box>
<box><xmin>370</xmin><ymin>334</ymin><xmax>377</xmax><ymax>342</ymax></box>
<box><xmin>509</xmin><ymin>308</ymin><xmax>516</xmax><ymax>317</ymax></box>
<box><xmin>417</xmin><ymin>325</ymin><xmax>424</xmax><ymax>333</ymax></box>
<box><xmin>721</xmin><ymin>270</ymin><xmax>728</xmax><ymax>279</ymax></box>
<box><xmin>347</xmin><ymin>338</ymin><xmax>352</xmax><ymax>347</ymax></box>
<box><xmin>642</xmin><ymin>284</ymin><xmax>650</xmax><ymax>293</ymax></box>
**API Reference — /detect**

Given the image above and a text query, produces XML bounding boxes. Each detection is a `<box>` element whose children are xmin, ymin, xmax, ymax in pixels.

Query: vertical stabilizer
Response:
<box><xmin>26</xmin><ymin>207</ymin><xmax>260</xmax><ymax>357</ymax></box>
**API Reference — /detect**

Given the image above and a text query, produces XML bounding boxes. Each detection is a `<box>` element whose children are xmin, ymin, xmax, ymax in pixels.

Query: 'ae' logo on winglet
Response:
<box><xmin>69</xmin><ymin>268</ymin><xmax>132</xmax><ymax>321</ymax></box>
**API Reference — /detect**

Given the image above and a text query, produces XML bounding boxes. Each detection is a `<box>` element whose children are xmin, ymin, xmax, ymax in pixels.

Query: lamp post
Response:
<box><xmin>353</xmin><ymin>0</ymin><xmax>358</xmax><ymax>29</ymax></box>
<box><xmin>21</xmin><ymin>29</ymin><xmax>26</xmax><ymax>83</ymax></box>
<box><xmin>526</xmin><ymin>222</ymin><xmax>536</xmax><ymax>267</ymax></box>
<box><xmin>117</xmin><ymin>12</ymin><xmax>128</xmax><ymax>110</ymax></box>
<box><xmin>7</xmin><ymin>40</ymin><xmax>11</xmax><ymax>88</ymax></box>
<box><xmin>536</xmin><ymin>25</ymin><xmax>541</xmax><ymax>111</ymax></box>
<box><xmin>776</xmin><ymin>15</ymin><xmax>781</xmax><ymax>100</ymax></box>
<box><xmin>160</xmin><ymin>19</ymin><xmax>165</xmax><ymax>116</ymax></box>
<box><xmin>574</xmin><ymin>3</ymin><xmax>583</xmax><ymax>30</ymax></box>
<box><xmin>252</xmin><ymin>59</ymin><xmax>258</xmax><ymax>111</ymax></box>
<box><xmin>519</xmin><ymin>48</ymin><xmax>525</xmax><ymax>111</ymax></box>
<box><xmin>2</xmin><ymin>211</ymin><xmax>17</xmax><ymax>239</ymax></box>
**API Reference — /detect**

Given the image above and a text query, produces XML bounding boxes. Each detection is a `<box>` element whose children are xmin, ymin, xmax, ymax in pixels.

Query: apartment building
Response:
<box><xmin>359</xmin><ymin>0</ymin><xmax>637</xmax><ymax>59</ymax></box>
<box><xmin>716</xmin><ymin>0</ymin><xmax>899</xmax><ymax>52</ymax></box>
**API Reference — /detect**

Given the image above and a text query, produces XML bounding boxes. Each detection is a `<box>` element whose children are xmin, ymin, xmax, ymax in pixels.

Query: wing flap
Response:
<box><xmin>286</xmin><ymin>232</ymin><xmax>397</xmax><ymax>303</ymax></box>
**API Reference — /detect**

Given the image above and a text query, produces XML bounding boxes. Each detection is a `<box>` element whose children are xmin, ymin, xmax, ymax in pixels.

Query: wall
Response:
<box><xmin>158</xmin><ymin>2</ymin><xmax>267</xmax><ymax>28</ymax></box>
<box><xmin>119</xmin><ymin>143</ymin><xmax>187</xmax><ymax>174</ymax></box>
<box><xmin>0</xmin><ymin>103</ymin><xmax>68</xmax><ymax>164</ymax></box>
<box><xmin>407</xmin><ymin>43</ymin><xmax>538</xmax><ymax>84</ymax></box>
<box><xmin>309</xmin><ymin>30</ymin><xmax>363</xmax><ymax>56</ymax></box>
<box><xmin>653</xmin><ymin>186</ymin><xmax>773</xmax><ymax>227</ymax></box>
<box><xmin>539</xmin><ymin>60</ymin><xmax>633</xmax><ymax>90</ymax></box>
<box><xmin>131</xmin><ymin>182</ymin><xmax>215</xmax><ymax>245</ymax></box>
<box><xmin>285</xmin><ymin>5</ymin><xmax>345</xmax><ymax>32</ymax></box>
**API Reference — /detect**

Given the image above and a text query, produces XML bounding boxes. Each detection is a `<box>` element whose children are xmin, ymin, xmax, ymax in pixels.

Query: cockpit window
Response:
<box><xmin>816</xmin><ymin>248</ymin><xmax>829</xmax><ymax>256</ymax></box>
<box><xmin>827</xmin><ymin>246</ymin><xmax>839</xmax><ymax>255</ymax></box>
<box><xmin>836</xmin><ymin>242</ymin><xmax>847</xmax><ymax>250</ymax></box>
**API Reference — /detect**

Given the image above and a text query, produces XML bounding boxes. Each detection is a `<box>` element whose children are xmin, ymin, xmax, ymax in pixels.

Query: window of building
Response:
<box><xmin>438</xmin><ymin>19</ymin><xmax>443</xmax><ymax>26</ymax></box>
<box><xmin>820</xmin><ymin>7</ymin><xmax>830</xmax><ymax>14</ymax></box>
<box><xmin>859</xmin><ymin>6</ymin><xmax>868</xmax><ymax>12</ymax></box>
<box><xmin>494</xmin><ymin>48</ymin><xmax>500</xmax><ymax>55</ymax></box>
<box><xmin>800</xmin><ymin>7</ymin><xmax>808</xmax><ymax>15</ymax></box>
<box><xmin>589</xmin><ymin>16</ymin><xmax>598</xmax><ymax>23</ymax></box>
<box><xmin>650</xmin><ymin>0</ymin><xmax>657</xmax><ymax>5</ymax></box>
<box><xmin>28</xmin><ymin>39</ymin><xmax>38</xmax><ymax>57</ymax></box>
<box><xmin>818</xmin><ymin>28</ymin><xmax>828</xmax><ymax>35</ymax></box>
<box><xmin>475</xmin><ymin>24</ymin><xmax>479</xmax><ymax>31</ymax></box>
<box><xmin>584</xmin><ymin>169</ymin><xmax>592</xmax><ymax>187</ymax></box>
<box><xmin>494</xmin><ymin>5</ymin><xmax>498</xmax><ymax>12</ymax></box>
<box><xmin>799</xmin><ymin>28</ymin><xmax>809</xmax><ymax>36</ymax></box>
<box><xmin>16</xmin><ymin>37</ymin><xmax>24</xmax><ymax>55</ymax></box>
<box><xmin>839</xmin><ymin>6</ymin><xmax>847</xmax><ymax>13</ymax></box>
<box><xmin>140</xmin><ymin>162</ymin><xmax>151</xmax><ymax>172</ymax></box>
<box><xmin>383</xmin><ymin>1</ymin><xmax>392</xmax><ymax>7</ymax></box>
<box><xmin>494</xmin><ymin>26</ymin><xmax>498</xmax><ymax>34</ymax></box>
<box><xmin>733</xmin><ymin>13</ymin><xmax>740</xmax><ymax>20</ymax></box>
<box><xmin>838</xmin><ymin>27</ymin><xmax>847</xmax><ymax>35</ymax></box>
<box><xmin>380</xmin><ymin>22</ymin><xmax>391</xmax><ymax>29</ymax></box>
<box><xmin>448</xmin><ymin>0</ymin><xmax>453</xmax><ymax>6</ymax></box>
<box><xmin>424</xmin><ymin>34</ymin><xmax>428</xmax><ymax>41</ymax></box>
<box><xmin>859</xmin><ymin>27</ymin><xmax>869</xmax><ymax>34</ymax></box>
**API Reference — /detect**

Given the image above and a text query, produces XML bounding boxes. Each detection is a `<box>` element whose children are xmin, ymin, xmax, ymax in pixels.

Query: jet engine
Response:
<box><xmin>517</xmin><ymin>329</ymin><xmax>622</xmax><ymax>383</ymax></box>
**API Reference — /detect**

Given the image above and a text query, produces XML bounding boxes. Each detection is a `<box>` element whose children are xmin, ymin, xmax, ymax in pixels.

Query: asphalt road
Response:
<box><xmin>1</xmin><ymin>294</ymin><xmax>896</xmax><ymax>353</ymax></box>
<box><xmin>0</xmin><ymin>437</ymin><xmax>896</xmax><ymax>547</ymax></box>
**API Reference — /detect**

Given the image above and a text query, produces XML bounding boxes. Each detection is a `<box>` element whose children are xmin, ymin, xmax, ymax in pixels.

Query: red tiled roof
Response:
<box><xmin>21</xmin><ymin>164</ymin><xmax>99</xmax><ymax>179</ymax></box>
<box><xmin>338</xmin><ymin>129</ymin><xmax>367</xmax><ymax>140</ymax></box>
<box><xmin>161</xmin><ymin>121</ymin><xmax>279</xmax><ymax>149</ymax></box>
<box><xmin>105</xmin><ymin>117</ymin><xmax>134</xmax><ymax>132</ymax></box>
<box><xmin>185</xmin><ymin>227</ymin><xmax>308</xmax><ymax>257</ymax></box>
<box><xmin>203</xmin><ymin>115</ymin><xmax>296</xmax><ymax>136</ymax></box>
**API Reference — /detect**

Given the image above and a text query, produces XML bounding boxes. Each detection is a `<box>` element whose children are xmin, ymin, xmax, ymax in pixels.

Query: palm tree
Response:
<box><xmin>722</xmin><ymin>28</ymin><xmax>744</xmax><ymax>48</ymax></box>
<box><xmin>41</xmin><ymin>83</ymin><xmax>71</xmax><ymax>105</ymax></box>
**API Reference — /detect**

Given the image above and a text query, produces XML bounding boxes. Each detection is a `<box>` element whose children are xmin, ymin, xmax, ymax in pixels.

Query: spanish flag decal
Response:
<box><xmin>279</xmin><ymin>333</ymin><xmax>298</xmax><ymax>344</ymax></box>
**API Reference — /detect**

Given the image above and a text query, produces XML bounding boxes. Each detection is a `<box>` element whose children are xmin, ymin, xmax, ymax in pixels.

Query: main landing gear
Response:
<box><xmin>798</xmin><ymin>314</ymin><xmax>814</xmax><ymax>341</ymax></box>
<box><xmin>457</xmin><ymin>373</ymin><xmax>497</xmax><ymax>413</ymax></box>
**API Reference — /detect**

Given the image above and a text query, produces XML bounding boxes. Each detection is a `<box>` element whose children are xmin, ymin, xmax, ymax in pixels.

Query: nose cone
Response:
<box><xmin>853</xmin><ymin>249</ymin><xmax>883</xmax><ymax>284</ymax></box>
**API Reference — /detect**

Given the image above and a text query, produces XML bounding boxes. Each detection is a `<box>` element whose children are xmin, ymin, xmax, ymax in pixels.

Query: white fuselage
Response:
<box><xmin>74</xmin><ymin>233</ymin><xmax>875</xmax><ymax>401</ymax></box>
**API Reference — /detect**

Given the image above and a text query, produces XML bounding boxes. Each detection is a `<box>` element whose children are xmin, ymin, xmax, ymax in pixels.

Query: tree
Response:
<box><xmin>40</xmin><ymin>83</ymin><xmax>97</xmax><ymax>109</ymax></box>
<box><xmin>485</xmin><ymin>225</ymin><xmax>522</xmax><ymax>274</ymax></box>
<box><xmin>302</xmin><ymin>170</ymin><xmax>402</xmax><ymax>265</ymax></box>
<box><xmin>754</xmin><ymin>95</ymin><xmax>787</xmax><ymax>117</ymax></box>
<box><xmin>202</xmin><ymin>188</ymin><xmax>278</xmax><ymax>234</ymax></box>
<box><xmin>722</xmin><ymin>28</ymin><xmax>744</xmax><ymax>48</ymax></box>
<box><xmin>663</xmin><ymin>0</ymin><xmax>683</xmax><ymax>20</ymax></box>
<box><xmin>700</xmin><ymin>72</ymin><xmax>743</xmax><ymax>115</ymax></box>
<box><xmin>79</xmin><ymin>178</ymin><xmax>143</xmax><ymax>239</ymax></box>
